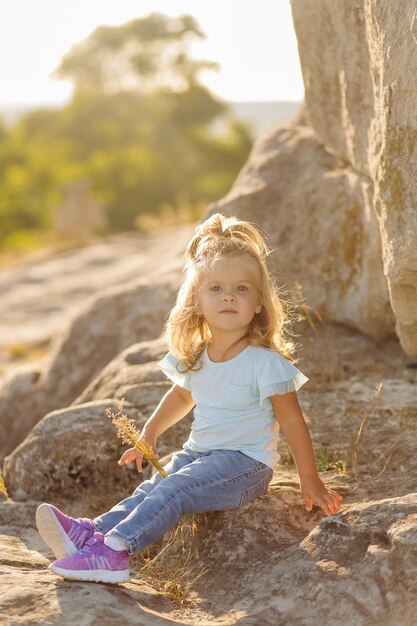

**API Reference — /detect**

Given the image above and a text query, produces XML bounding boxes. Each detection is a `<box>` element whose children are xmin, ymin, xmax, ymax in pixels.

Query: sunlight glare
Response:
<box><xmin>0</xmin><ymin>0</ymin><xmax>303</xmax><ymax>106</ymax></box>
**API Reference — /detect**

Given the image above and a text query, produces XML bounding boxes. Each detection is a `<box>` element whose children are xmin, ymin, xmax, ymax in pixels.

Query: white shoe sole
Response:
<box><xmin>49</xmin><ymin>562</ymin><xmax>130</xmax><ymax>584</ymax></box>
<box><xmin>36</xmin><ymin>504</ymin><xmax>77</xmax><ymax>560</ymax></box>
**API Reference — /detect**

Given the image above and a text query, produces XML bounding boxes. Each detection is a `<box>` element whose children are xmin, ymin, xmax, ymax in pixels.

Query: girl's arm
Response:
<box><xmin>270</xmin><ymin>391</ymin><xmax>342</xmax><ymax>516</ymax></box>
<box><xmin>119</xmin><ymin>384</ymin><xmax>195</xmax><ymax>473</ymax></box>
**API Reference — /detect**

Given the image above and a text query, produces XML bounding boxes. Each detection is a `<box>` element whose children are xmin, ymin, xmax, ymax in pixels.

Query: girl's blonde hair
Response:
<box><xmin>166</xmin><ymin>213</ymin><xmax>295</xmax><ymax>370</ymax></box>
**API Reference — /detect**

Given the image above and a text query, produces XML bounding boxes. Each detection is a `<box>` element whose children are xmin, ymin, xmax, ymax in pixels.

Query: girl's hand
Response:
<box><xmin>300</xmin><ymin>476</ymin><xmax>343</xmax><ymax>516</ymax></box>
<box><xmin>118</xmin><ymin>434</ymin><xmax>159</xmax><ymax>474</ymax></box>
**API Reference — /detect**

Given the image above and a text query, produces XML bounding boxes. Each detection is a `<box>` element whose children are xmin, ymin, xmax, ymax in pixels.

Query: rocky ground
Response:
<box><xmin>0</xmin><ymin>227</ymin><xmax>193</xmax><ymax>382</ymax></box>
<box><xmin>1</xmin><ymin>231</ymin><xmax>417</xmax><ymax>625</ymax></box>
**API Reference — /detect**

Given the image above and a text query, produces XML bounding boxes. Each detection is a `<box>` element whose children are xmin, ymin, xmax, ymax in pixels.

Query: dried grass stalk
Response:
<box><xmin>106</xmin><ymin>399</ymin><xmax>168</xmax><ymax>478</ymax></box>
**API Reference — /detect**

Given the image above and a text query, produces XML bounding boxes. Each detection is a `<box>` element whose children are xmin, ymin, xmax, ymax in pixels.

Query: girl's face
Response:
<box><xmin>197</xmin><ymin>256</ymin><xmax>262</xmax><ymax>336</ymax></box>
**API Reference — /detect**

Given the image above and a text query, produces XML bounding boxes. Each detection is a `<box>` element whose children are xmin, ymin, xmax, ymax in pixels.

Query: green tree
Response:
<box><xmin>54</xmin><ymin>13</ymin><xmax>218</xmax><ymax>95</ymax></box>
<box><xmin>0</xmin><ymin>13</ymin><xmax>252</xmax><ymax>250</ymax></box>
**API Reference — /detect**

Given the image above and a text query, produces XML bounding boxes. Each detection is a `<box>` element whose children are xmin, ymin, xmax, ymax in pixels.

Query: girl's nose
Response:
<box><xmin>223</xmin><ymin>291</ymin><xmax>236</xmax><ymax>301</ymax></box>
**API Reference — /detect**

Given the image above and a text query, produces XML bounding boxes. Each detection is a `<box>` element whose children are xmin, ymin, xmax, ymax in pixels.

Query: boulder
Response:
<box><xmin>290</xmin><ymin>0</ymin><xmax>417</xmax><ymax>355</ymax></box>
<box><xmin>206</xmin><ymin>1</ymin><xmax>417</xmax><ymax>357</ymax></box>
<box><xmin>3</xmin><ymin>400</ymin><xmax>140</xmax><ymax>502</ymax></box>
<box><xmin>207</xmin><ymin>124</ymin><xmax>394</xmax><ymax>340</ymax></box>
<box><xmin>2</xmin><ymin>338</ymin><xmax>197</xmax><ymax>502</ymax></box>
<box><xmin>174</xmin><ymin>491</ymin><xmax>417</xmax><ymax>625</ymax></box>
<box><xmin>3</xmin><ymin>397</ymin><xmax>192</xmax><ymax>503</ymax></box>
<box><xmin>0</xmin><ymin>268</ymin><xmax>182</xmax><ymax>462</ymax></box>
<box><xmin>75</xmin><ymin>338</ymin><xmax>168</xmax><ymax>404</ymax></box>
<box><xmin>2</xmin><ymin>488</ymin><xmax>417</xmax><ymax>625</ymax></box>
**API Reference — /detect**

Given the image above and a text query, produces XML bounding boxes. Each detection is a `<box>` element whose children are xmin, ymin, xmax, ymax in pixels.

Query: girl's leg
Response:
<box><xmin>94</xmin><ymin>449</ymin><xmax>199</xmax><ymax>533</ymax></box>
<box><xmin>36</xmin><ymin>449</ymin><xmax>200</xmax><ymax>561</ymax></box>
<box><xmin>47</xmin><ymin>450</ymin><xmax>272</xmax><ymax>584</ymax></box>
<box><xmin>105</xmin><ymin>449</ymin><xmax>273</xmax><ymax>555</ymax></box>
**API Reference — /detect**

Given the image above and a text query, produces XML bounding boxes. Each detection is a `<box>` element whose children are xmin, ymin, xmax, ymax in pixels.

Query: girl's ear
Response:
<box><xmin>255</xmin><ymin>303</ymin><xmax>262</xmax><ymax>314</ymax></box>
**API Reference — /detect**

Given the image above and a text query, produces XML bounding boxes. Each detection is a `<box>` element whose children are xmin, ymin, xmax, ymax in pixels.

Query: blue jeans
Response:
<box><xmin>94</xmin><ymin>448</ymin><xmax>273</xmax><ymax>555</ymax></box>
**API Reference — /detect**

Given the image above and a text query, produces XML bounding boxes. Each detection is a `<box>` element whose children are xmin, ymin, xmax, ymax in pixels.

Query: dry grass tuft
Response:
<box><xmin>351</xmin><ymin>382</ymin><xmax>383</xmax><ymax>478</ymax></box>
<box><xmin>131</xmin><ymin>514</ymin><xmax>208</xmax><ymax>607</ymax></box>
<box><xmin>0</xmin><ymin>469</ymin><xmax>9</xmax><ymax>500</ymax></box>
<box><xmin>291</xmin><ymin>283</ymin><xmax>338</xmax><ymax>389</ymax></box>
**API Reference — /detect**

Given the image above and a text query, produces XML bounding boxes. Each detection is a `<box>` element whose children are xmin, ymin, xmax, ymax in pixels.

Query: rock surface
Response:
<box><xmin>0</xmin><ymin>227</ymin><xmax>193</xmax><ymax>462</ymax></box>
<box><xmin>169</xmin><ymin>491</ymin><xmax>417</xmax><ymax>625</ymax></box>
<box><xmin>207</xmin><ymin>124</ymin><xmax>394</xmax><ymax>340</ymax></box>
<box><xmin>75</xmin><ymin>338</ymin><xmax>168</xmax><ymax>404</ymax></box>
<box><xmin>291</xmin><ymin>0</ymin><xmax>417</xmax><ymax>355</ymax></box>
<box><xmin>0</xmin><ymin>228</ymin><xmax>192</xmax><ymax>358</ymax></box>
<box><xmin>3</xmin><ymin>393</ymin><xmax>194</xmax><ymax>503</ymax></box>
<box><xmin>206</xmin><ymin>1</ymin><xmax>417</xmax><ymax>356</ymax></box>
<box><xmin>0</xmin><ymin>502</ymin><xmax>179</xmax><ymax>626</ymax></box>
<box><xmin>3</xmin><ymin>400</ymin><xmax>143</xmax><ymax>503</ymax></box>
<box><xmin>2</xmin><ymin>488</ymin><xmax>417</xmax><ymax>625</ymax></box>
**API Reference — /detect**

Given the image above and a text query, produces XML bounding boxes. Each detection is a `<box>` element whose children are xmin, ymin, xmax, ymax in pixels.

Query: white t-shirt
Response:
<box><xmin>158</xmin><ymin>345</ymin><xmax>308</xmax><ymax>469</ymax></box>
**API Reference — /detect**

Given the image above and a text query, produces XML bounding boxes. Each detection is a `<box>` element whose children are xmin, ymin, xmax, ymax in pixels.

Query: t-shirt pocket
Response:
<box><xmin>224</xmin><ymin>384</ymin><xmax>253</xmax><ymax>409</ymax></box>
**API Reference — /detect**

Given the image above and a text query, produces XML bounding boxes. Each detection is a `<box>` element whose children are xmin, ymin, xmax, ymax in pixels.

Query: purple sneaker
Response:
<box><xmin>50</xmin><ymin>532</ymin><xmax>129</xmax><ymax>583</ymax></box>
<box><xmin>36</xmin><ymin>503</ymin><xmax>95</xmax><ymax>560</ymax></box>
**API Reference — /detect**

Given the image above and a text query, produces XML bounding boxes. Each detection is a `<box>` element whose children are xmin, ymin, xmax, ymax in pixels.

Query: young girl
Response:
<box><xmin>36</xmin><ymin>213</ymin><xmax>342</xmax><ymax>584</ymax></box>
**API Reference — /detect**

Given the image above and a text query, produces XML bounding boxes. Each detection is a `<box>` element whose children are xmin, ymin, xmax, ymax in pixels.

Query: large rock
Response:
<box><xmin>177</xmin><ymin>492</ymin><xmax>417</xmax><ymax>625</ymax></box>
<box><xmin>3</xmin><ymin>339</ymin><xmax>195</xmax><ymax>502</ymax></box>
<box><xmin>207</xmin><ymin>1</ymin><xmax>417</xmax><ymax>356</ymax></box>
<box><xmin>208</xmin><ymin>124</ymin><xmax>394</xmax><ymax>339</ymax></box>
<box><xmin>3</xmin><ymin>394</ymin><xmax>193</xmax><ymax>503</ymax></box>
<box><xmin>2</xmin><ymin>489</ymin><xmax>417</xmax><ymax>625</ymax></box>
<box><xmin>75</xmin><ymin>338</ymin><xmax>168</xmax><ymax>404</ymax></box>
<box><xmin>0</xmin><ymin>268</ymin><xmax>181</xmax><ymax>462</ymax></box>
<box><xmin>3</xmin><ymin>400</ymin><xmax>142</xmax><ymax>502</ymax></box>
<box><xmin>290</xmin><ymin>0</ymin><xmax>417</xmax><ymax>355</ymax></box>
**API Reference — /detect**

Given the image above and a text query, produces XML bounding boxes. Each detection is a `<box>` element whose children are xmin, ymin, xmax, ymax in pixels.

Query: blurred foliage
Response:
<box><xmin>0</xmin><ymin>13</ymin><xmax>252</xmax><ymax>253</ymax></box>
<box><xmin>53</xmin><ymin>13</ymin><xmax>218</xmax><ymax>95</ymax></box>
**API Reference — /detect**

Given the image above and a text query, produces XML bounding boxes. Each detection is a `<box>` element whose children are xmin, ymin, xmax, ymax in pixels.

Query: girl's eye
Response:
<box><xmin>236</xmin><ymin>285</ymin><xmax>249</xmax><ymax>292</ymax></box>
<box><xmin>209</xmin><ymin>285</ymin><xmax>222</xmax><ymax>292</ymax></box>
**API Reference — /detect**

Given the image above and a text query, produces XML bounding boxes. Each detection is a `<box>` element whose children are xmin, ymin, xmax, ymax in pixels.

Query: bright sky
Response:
<box><xmin>0</xmin><ymin>1</ymin><xmax>304</xmax><ymax>107</ymax></box>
